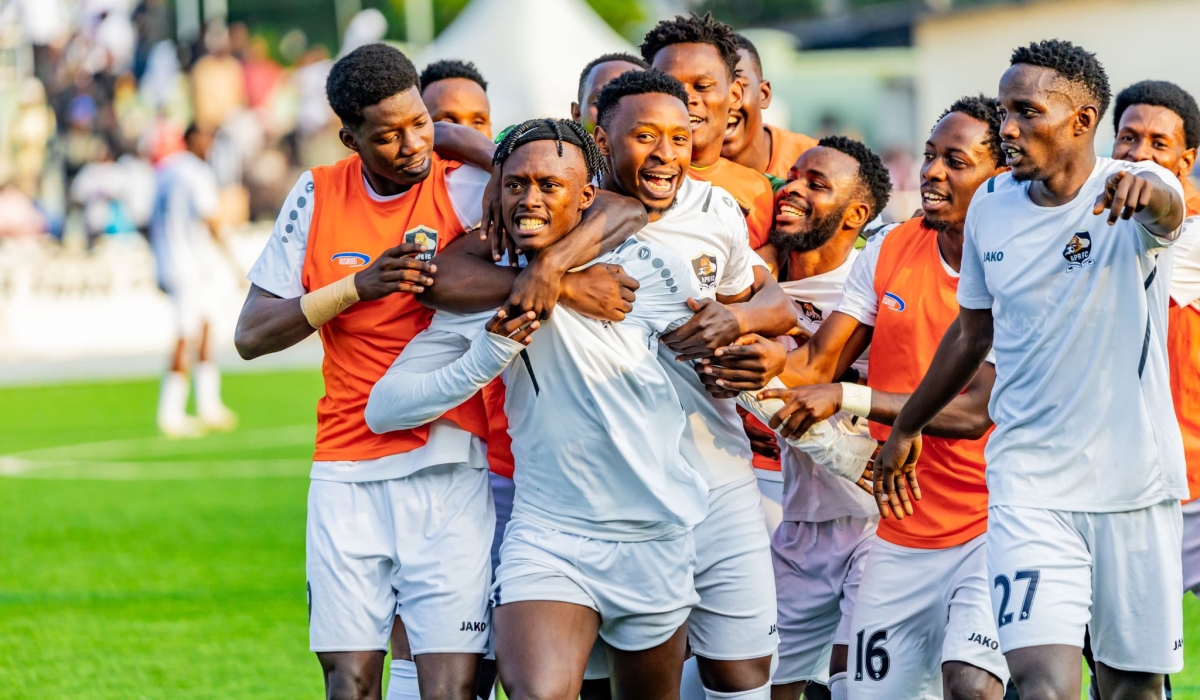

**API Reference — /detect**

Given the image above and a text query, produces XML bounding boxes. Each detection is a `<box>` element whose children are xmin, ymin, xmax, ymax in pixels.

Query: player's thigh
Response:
<box><xmin>317</xmin><ymin>649</ymin><xmax>386</xmax><ymax>700</ymax></box>
<box><xmin>773</xmin><ymin>519</ymin><xmax>869</xmax><ymax>687</ymax></box>
<box><xmin>846</xmin><ymin>540</ymin><xmax>947</xmax><ymax>700</ymax></box>
<box><xmin>413</xmin><ymin>652</ymin><xmax>484</xmax><ymax>700</ymax></box>
<box><xmin>391</xmin><ymin>464</ymin><xmax>494</xmax><ymax>656</ymax></box>
<box><xmin>1002</xmin><ymin>645</ymin><xmax>1082</xmax><ymax>700</ymax></box>
<box><xmin>608</xmin><ymin>623</ymin><xmax>690</xmax><ymax>700</ymax></box>
<box><xmin>307</xmin><ymin>480</ymin><xmax>395</xmax><ymax>653</ymax></box>
<box><xmin>1093</xmin><ymin>663</ymin><xmax>1164</xmax><ymax>700</ymax></box>
<box><xmin>690</xmin><ymin>479</ymin><xmax>778</xmax><ymax>667</ymax></box>
<box><xmin>941</xmin><ymin>536</ymin><xmax>1009</xmax><ymax>696</ymax></box>
<box><xmin>1088</xmin><ymin>501</ymin><xmax>1184</xmax><ymax>676</ymax></box>
<box><xmin>493</xmin><ymin>600</ymin><xmax>599</xmax><ymax>700</ymax></box>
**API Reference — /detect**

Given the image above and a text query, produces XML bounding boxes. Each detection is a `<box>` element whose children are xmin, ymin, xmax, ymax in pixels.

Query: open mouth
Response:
<box><xmin>1002</xmin><ymin>145</ymin><xmax>1022</xmax><ymax>162</ymax></box>
<box><xmin>641</xmin><ymin>170</ymin><xmax>677</xmax><ymax>196</ymax></box>
<box><xmin>689</xmin><ymin>113</ymin><xmax>704</xmax><ymax>127</ymax></box>
<box><xmin>515</xmin><ymin>216</ymin><xmax>548</xmax><ymax>233</ymax></box>
<box><xmin>921</xmin><ymin>190</ymin><xmax>950</xmax><ymax>208</ymax></box>
<box><xmin>775</xmin><ymin>198</ymin><xmax>808</xmax><ymax>222</ymax></box>
<box><xmin>726</xmin><ymin>113</ymin><xmax>743</xmax><ymax>139</ymax></box>
<box><xmin>399</xmin><ymin>155</ymin><xmax>429</xmax><ymax>174</ymax></box>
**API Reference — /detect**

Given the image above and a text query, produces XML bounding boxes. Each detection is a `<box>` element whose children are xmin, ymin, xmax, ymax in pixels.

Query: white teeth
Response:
<box><xmin>922</xmin><ymin>193</ymin><xmax>946</xmax><ymax>203</ymax></box>
<box><xmin>689</xmin><ymin>116</ymin><xmax>702</xmax><ymax>124</ymax></box>
<box><xmin>779</xmin><ymin>204</ymin><xmax>803</xmax><ymax>217</ymax></box>
<box><xmin>517</xmin><ymin>217</ymin><xmax>546</xmax><ymax>231</ymax></box>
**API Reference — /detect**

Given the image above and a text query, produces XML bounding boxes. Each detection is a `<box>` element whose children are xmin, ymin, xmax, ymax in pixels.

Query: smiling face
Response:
<box><xmin>501</xmin><ymin>140</ymin><xmax>596</xmax><ymax>253</ymax></box>
<box><xmin>421</xmin><ymin>78</ymin><xmax>492</xmax><ymax>138</ymax></box>
<box><xmin>921</xmin><ymin>111</ymin><xmax>1003</xmax><ymax>233</ymax></box>
<box><xmin>997</xmin><ymin>64</ymin><xmax>1096</xmax><ymax>183</ymax></box>
<box><xmin>575</xmin><ymin>61</ymin><xmax>646</xmax><ymax>133</ymax></box>
<box><xmin>341</xmin><ymin>86</ymin><xmax>435</xmax><ymax>188</ymax></box>
<box><xmin>594</xmin><ymin>92</ymin><xmax>692</xmax><ymax>220</ymax></box>
<box><xmin>652</xmin><ymin>43</ymin><xmax>742</xmax><ymax>164</ymax></box>
<box><xmin>722</xmin><ymin>47</ymin><xmax>768</xmax><ymax>160</ymax></box>
<box><xmin>770</xmin><ymin>146</ymin><xmax>862</xmax><ymax>253</ymax></box>
<box><xmin>1112</xmin><ymin>103</ymin><xmax>1195</xmax><ymax>179</ymax></box>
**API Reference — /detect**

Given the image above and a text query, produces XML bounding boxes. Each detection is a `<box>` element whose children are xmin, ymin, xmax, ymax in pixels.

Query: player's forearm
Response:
<box><xmin>419</xmin><ymin>250</ymin><xmax>520</xmax><ymax>312</ymax></box>
<box><xmin>1140</xmin><ymin>178</ymin><xmax>1185</xmax><ymax>239</ymax></box>
<box><xmin>777</xmin><ymin>313</ymin><xmax>869</xmax><ymax>387</ymax></box>
<box><xmin>365</xmin><ymin>332</ymin><xmax>520</xmax><ymax>433</ymax></box>
<box><xmin>539</xmin><ymin>190</ymin><xmax>648</xmax><ymax>273</ymax></box>
<box><xmin>234</xmin><ymin>287</ymin><xmax>317</xmax><ymax>360</ymax></box>
<box><xmin>866</xmin><ymin>390</ymin><xmax>992</xmax><ymax>440</ymax></box>
<box><xmin>892</xmin><ymin>313</ymin><xmax>993</xmax><ymax>438</ymax></box>
<box><xmin>727</xmin><ymin>269</ymin><xmax>798</xmax><ymax>337</ymax></box>
<box><xmin>433</xmin><ymin>122</ymin><xmax>496</xmax><ymax>170</ymax></box>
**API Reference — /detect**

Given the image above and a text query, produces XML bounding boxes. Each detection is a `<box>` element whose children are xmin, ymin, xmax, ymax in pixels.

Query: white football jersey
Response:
<box><xmin>958</xmin><ymin>157</ymin><xmax>1188</xmax><ymax>511</ymax></box>
<box><xmin>777</xmin><ymin>249</ymin><xmax>877</xmax><ymax>521</ymax></box>
<box><xmin>1169</xmin><ymin>215</ymin><xmax>1200</xmax><ymax>308</ymax></box>
<box><xmin>634</xmin><ymin>178</ymin><xmax>763</xmax><ymax>490</ymax></box>
<box><xmin>504</xmin><ymin>238</ymin><xmax>710</xmax><ymax>541</ymax></box>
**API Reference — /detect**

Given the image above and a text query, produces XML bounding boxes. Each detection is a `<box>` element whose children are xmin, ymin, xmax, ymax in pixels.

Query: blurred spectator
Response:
<box><xmin>243</xmin><ymin>35</ymin><xmax>284</xmax><ymax>112</ymax></box>
<box><xmin>0</xmin><ymin>185</ymin><xmax>47</xmax><ymax>241</ymax></box>
<box><xmin>10</xmin><ymin>79</ymin><xmax>56</xmax><ymax>199</ymax></box>
<box><xmin>190</xmin><ymin>23</ymin><xmax>246</xmax><ymax>133</ymax></box>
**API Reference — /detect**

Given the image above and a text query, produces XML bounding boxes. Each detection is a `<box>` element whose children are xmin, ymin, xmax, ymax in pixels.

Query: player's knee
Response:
<box><xmin>501</xmin><ymin>673</ymin><xmax>580</xmax><ymax>700</ymax></box>
<box><xmin>697</xmin><ymin>655</ymin><xmax>773</xmax><ymax>693</ymax></box>
<box><xmin>325</xmin><ymin>667</ymin><xmax>379</xmax><ymax>700</ymax></box>
<box><xmin>418</xmin><ymin>677</ymin><xmax>476</xmax><ymax>700</ymax></box>
<box><xmin>1008</xmin><ymin>672</ymin><xmax>1075</xmax><ymax>700</ymax></box>
<box><xmin>943</xmin><ymin>664</ymin><xmax>1003</xmax><ymax>700</ymax></box>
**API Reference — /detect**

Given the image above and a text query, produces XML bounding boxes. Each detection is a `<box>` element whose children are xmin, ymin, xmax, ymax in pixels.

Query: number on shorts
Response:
<box><xmin>994</xmin><ymin>569</ymin><xmax>1041</xmax><ymax>627</ymax></box>
<box><xmin>854</xmin><ymin>629</ymin><xmax>890</xmax><ymax>681</ymax></box>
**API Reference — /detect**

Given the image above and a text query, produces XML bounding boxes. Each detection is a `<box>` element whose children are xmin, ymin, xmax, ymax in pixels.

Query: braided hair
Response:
<box><xmin>492</xmin><ymin>118</ymin><xmax>607</xmax><ymax>180</ymax></box>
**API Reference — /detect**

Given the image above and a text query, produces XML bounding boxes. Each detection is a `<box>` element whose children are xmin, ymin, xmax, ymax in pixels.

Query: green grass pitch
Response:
<box><xmin>0</xmin><ymin>369</ymin><xmax>1195</xmax><ymax>698</ymax></box>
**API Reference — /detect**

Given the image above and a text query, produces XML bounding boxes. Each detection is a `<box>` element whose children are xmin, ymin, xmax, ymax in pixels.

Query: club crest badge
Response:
<box><xmin>404</xmin><ymin>226</ymin><xmax>438</xmax><ymax>262</ymax></box>
<box><xmin>1063</xmin><ymin>231</ymin><xmax>1093</xmax><ymax>271</ymax></box>
<box><xmin>691</xmin><ymin>253</ymin><xmax>719</xmax><ymax>289</ymax></box>
<box><xmin>799</xmin><ymin>301</ymin><xmax>823</xmax><ymax>324</ymax></box>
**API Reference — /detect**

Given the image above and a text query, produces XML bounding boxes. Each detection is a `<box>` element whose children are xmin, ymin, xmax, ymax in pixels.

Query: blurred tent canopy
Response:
<box><xmin>415</xmin><ymin>0</ymin><xmax>634</xmax><ymax>130</ymax></box>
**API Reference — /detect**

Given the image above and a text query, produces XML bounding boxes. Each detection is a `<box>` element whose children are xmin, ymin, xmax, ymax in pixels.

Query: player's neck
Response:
<box><xmin>1028</xmin><ymin>150</ymin><xmax>1097</xmax><ymax>207</ymax></box>
<box><xmin>361</xmin><ymin>163</ymin><xmax>415</xmax><ymax>198</ymax></box>
<box><xmin>784</xmin><ymin>229</ymin><xmax>859</xmax><ymax>282</ymax></box>
<box><xmin>691</xmin><ymin>138</ymin><xmax>724</xmax><ymax>169</ymax></box>
<box><xmin>730</xmin><ymin>124</ymin><xmax>772</xmax><ymax>173</ymax></box>
<box><xmin>935</xmin><ymin>224</ymin><xmax>965</xmax><ymax>273</ymax></box>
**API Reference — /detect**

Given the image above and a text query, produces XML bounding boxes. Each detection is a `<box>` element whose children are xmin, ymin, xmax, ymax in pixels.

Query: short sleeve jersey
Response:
<box><xmin>764</xmin><ymin>125</ymin><xmax>818</xmax><ymax>181</ymax></box>
<box><xmin>688</xmin><ymin>158</ymin><xmax>776</xmax><ymax>249</ymax></box>
<box><xmin>634</xmin><ymin>178</ymin><xmax>762</xmax><ymax>491</ymax></box>
<box><xmin>149</xmin><ymin>151</ymin><xmax>219</xmax><ymax>289</ymax></box>
<box><xmin>957</xmin><ymin>158</ymin><xmax>1188</xmax><ymax>511</ymax></box>
<box><xmin>1167</xmin><ymin>181</ymin><xmax>1200</xmax><ymax>500</ymax></box>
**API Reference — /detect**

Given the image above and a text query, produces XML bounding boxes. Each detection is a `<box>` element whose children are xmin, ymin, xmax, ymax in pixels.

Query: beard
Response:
<box><xmin>768</xmin><ymin>207</ymin><xmax>844</xmax><ymax>254</ymax></box>
<box><xmin>924</xmin><ymin>210</ymin><xmax>954</xmax><ymax>234</ymax></box>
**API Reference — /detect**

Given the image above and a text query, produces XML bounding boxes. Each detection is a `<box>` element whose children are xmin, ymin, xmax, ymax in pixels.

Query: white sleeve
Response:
<box><xmin>364</xmin><ymin>313</ymin><xmax>524</xmax><ymax>434</ymax></box>
<box><xmin>715</xmin><ymin>195</ymin><xmax>758</xmax><ymax>296</ymax></box>
<box><xmin>247</xmin><ymin>171</ymin><xmax>314</xmax><ymax>299</ymax></box>
<box><xmin>618</xmin><ymin>243</ymin><xmax>701</xmax><ymax>334</ymax></box>
<box><xmin>446</xmin><ymin>164</ymin><xmax>490</xmax><ymax>231</ymax></box>
<box><xmin>836</xmin><ymin>229</ymin><xmax>886</xmax><ymax>326</ymax></box>
<box><xmin>1127</xmin><ymin>160</ymin><xmax>1185</xmax><ymax>251</ymax></box>
<box><xmin>956</xmin><ymin>192</ymin><xmax>994</xmax><ymax>310</ymax></box>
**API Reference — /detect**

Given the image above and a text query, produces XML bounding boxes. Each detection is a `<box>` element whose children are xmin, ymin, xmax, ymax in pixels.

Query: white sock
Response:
<box><xmin>680</xmin><ymin>656</ymin><xmax>707</xmax><ymax>700</ymax></box>
<box><xmin>830</xmin><ymin>672</ymin><xmax>847</xmax><ymax>700</ymax></box>
<box><xmin>703</xmin><ymin>681</ymin><xmax>771</xmax><ymax>700</ymax></box>
<box><xmin>194</xmin><ymin>361</ymin><xmax>225</xmax><ymax>415</ymax></box>
<box><xmin>385</xmin><ymin>659</ymin><xmax>420</xmax><ymax>700</ymax></box>
<box><xmin>158</xmin><ymin>371</ymin><xmax>189</xmax><ymax>423</ymax></box>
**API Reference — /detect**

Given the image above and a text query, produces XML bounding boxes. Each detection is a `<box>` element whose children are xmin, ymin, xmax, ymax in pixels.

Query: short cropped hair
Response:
<box><xmin>1113</xmin><ymin>80</ymin><xmax>1200</xmax><ymax>150</ymax></box>
<box><xmin>327</xmin><ymin>43</ymin><xmax>420</xmax><ymax>128</ymax></box>
<box><xmin>595</xmin><ymin>69</ymin><xmax>689</xmax><ymax>131</ymax></box>
<box><xmin>819</xmin><ymin>135</ymin><xmax>892</xmax><ymax>219</ymax></box>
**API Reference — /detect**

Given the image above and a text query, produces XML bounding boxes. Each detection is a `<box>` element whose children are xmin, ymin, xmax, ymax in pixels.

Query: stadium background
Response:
<box><xmin>1</xmin><ymin>0</ymin><xmax>1197</xmax><ymax>697</ymax></box>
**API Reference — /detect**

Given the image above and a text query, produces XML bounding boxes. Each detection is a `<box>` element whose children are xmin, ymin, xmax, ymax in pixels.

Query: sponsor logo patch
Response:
<box><xmin>799</xmin><ymin>301</ymin><xmax>823</xmax><ymax>323</ymax></box>
<box><xmin>691</xmin><ymin>253</ymin><xmax>719</xmax><ymax>289</ymax></box>
<box><xmin>882</xmin><ymin>291</ymin><xmax>906</xmax><ymax>312</ymax></box>
<box><xmin>1063</xmin><ymin>231</ymin><xmax>1094</xmax><ymax>271</ymax></box>
<box><xmin>332</xmin><ymin>252</ymin><xmax>371</xmax><ymax>267</ymax></box>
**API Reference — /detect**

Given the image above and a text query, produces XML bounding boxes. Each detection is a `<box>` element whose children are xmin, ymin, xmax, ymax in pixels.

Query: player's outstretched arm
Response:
<box><xmin>433</xmin><ymin>122</ymin><xmax>496</xmax><ymax>170</ymax></box>
<box><xmin>662</xmin><ymin>267</ymin><xmax>797</xmax><ymax>362</ymax></box>
<box><xmin>364</xmin><ymin>310</ymin><xmax>535</xmax><ymax>434</ymax></box>
<box><xmin>1093</xmin><ymin>170</ymin><xmax>1184</xmax><ymax>239</ymax></box>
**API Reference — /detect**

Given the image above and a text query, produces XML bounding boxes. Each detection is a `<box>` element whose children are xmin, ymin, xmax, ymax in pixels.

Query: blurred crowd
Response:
<box><xmin>0</xmin><ymin>0</ymin><xmax>391</xmax><ymax>246</ymax></box>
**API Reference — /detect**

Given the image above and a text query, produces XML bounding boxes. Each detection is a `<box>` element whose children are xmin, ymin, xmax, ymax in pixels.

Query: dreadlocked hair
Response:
<box><xmin>578</xmin><ymin>52</ymin><xmax>649</xmax><ymax>103</ymax></box>
<box><xmin>939</xmin><ymin>94</ymin><xmax>1005</xmax><ymax>167</ymax></box>
<box><xmin>596</xmin><ymin>70</ymin><xmax>689</xmax><ymax>131</ymax></box>
<box><xmin>326</xmin><ymin>43</ymin><xmax>419</xmax><ymax>128</ymax></box>
<box><xmin>640</xmin><ymin>13</ymin><xmax>739</xmax><ymax>80</ymax></box>
<box><xmin>1011</xmin><ymin>39</ymin><xmax>1111</xmax><ymax>118</ymax></box>
<box><xmin>733</xmin><ymin>33</ymin><xmax>762</xmax><ymax>79</ymax></box>
<box><xmin>818</xmin><ymin>135</ymin><xmax>893</xmax><ymax>219</ymax></box>
<box><xmin>492</xmin><ymin>118</ymin><xmax>607</xmax><ymax>181</ymax></box>
<box><xmin>419</xmin><ymin>59</ymin><xmax>488</xmax><ymax>93</ymax></box>
<box><xmin>1114</xmin><ymin>80</ymin><xmax>1200</xmax><ymax>150</ymax></box>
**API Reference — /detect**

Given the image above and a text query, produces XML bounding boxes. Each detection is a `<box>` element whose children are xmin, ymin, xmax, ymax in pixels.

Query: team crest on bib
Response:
<box><xmin>798</xmin><ymin>301</ymin><xmax>823</xmax><ymax>323</ymax></box>
<box><xmin>1063</xmin><ymin>231</ymin><xmax>1094</xmax><ymax>271</ymax></box>
<box><xmin>405</xmin><ymin>226</ymin><xmax>438</xmax><ymax>262</ymax></box>
<box><xmin>691</xmin><ymin>253</ymin><xmax>719</xmax><ymax>289</ymax></box>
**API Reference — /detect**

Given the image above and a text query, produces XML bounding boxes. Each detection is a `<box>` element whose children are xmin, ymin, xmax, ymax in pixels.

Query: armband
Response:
<box><xmin>840</xmin><ymin>382</ymin><xmax>873</xmax><ymax>418</ymax></box>
<box><xmin>300</xmin><ymin>274</ymin><xmax>360</xmax><ymax>328</ymax></box>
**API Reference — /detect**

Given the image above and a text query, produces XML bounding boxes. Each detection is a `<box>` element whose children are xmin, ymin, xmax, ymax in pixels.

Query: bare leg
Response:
<box><xmin>581</xmin><ymin>679</ymin><xmax>613</xmax><ymax>700</ymax></box>
<box><xmin>318</xmin><ymin>650</ymin><xmax>386</xmax><ymax>700</ymax></box>
<box><xmin>770</xmin><ymin>681</ymin><xmax>806</xmax><ymax>700</ymax></box>
<box><xmin>1094</xmin><ymin>662</ymin><xmax>1164</xmax><ymax>700</ymax></box>
<box><xmin>609</xmin><ymin>624</ymin><xmax>691</xmax><ymax>700</ymax></box>
<box><xmin>495</xmin><ymin>601</ymin><xmax>600</xmax><ymax>700</ymax></box>
<box><xmin>942</xmin><ymin>660</ymin><xmax>1005</xmax><ymax>700</ymax></box>
<box><xmin>414</xmin><ymin>653</ymin><xmax>482</xmax><ymax>700</ymax></box>
<box><xmin>696</xmin><ymin>653</ymin><xmax>772</xmax><ymax>693</ymax></box>
<box><xmin>1005</xmin><ymin>645</ymin><xmax>1083</xmax><ymax>700</ymax></box>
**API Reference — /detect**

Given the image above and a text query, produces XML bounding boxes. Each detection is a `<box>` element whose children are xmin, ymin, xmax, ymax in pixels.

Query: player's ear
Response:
<box><xmin>1074</xmin><ymin>104</ymin><xmax>1098</xmax><ymax>137</ymax></box>
<box><xmin>579</xmin><ymin>182</ymin><xmax>597</xmax><ymax>211</ymax></box>
<box><xmin>729</xmin><ymin>75</ymin><xmax>745</xmax><ymax>111</ymax></box>
<box><xmin>760</xmin><ymin>79</ymin><xmax>772</xmax><ymax>110</ymax></box>
<box><xmin>843</xmin><ymin>201</ymin><xmax>872</xmax><ymax>230</ymax></box>
<box><xmin>339</xmin><ymin>126</ymin><xmax>360</xmax><ymax>154</ymax></box>
<box><xmin>1181</xmin><ymin>148</ymin><xmax>1197</xmax><ymax>179</ymax></box>
<box><xmin>593</xmin><ymin>125</ymin><xmax>611</xmax><ymax>157</ymax></box>
<box><xmin>571</xmin><ymin>102</ymin><xmax>582</xmax><ymax>124</ymax></box>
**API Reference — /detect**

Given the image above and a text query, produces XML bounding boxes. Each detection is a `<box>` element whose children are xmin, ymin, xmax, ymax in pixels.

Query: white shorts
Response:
<box><xmin>689</xmin><ymin>477</ymin><xmax>779</xmax><ymax>661</ymax></box>
<box><xmin>493</xmin><ymin>517</ymin><xmax>699</xmax><ymax>652</ymax></box>
<box><xmin>988</xmin><ymin>501</ymin><xmax>1183</xmax><ymax>674</ymax></box>
<box><xmin>772</xmin><ymin>515</ymin><xmax>876</xmax><ymax>685</ymax></box>
<box><xmin>756</xmin><ymin>468</ymin><xmax>784</xmax><ymax>534</ymax></box>
<box><xmin>1181</xmin><ymin>499</ymin><xmax>1200</xmax><ymax>594</ymax></box>
<box><xmin>489</xmin><ymin>472</ymin><xmax>516</xmax><ymax>576</ymax></box>
<box><xmin>306</xmin><ymin>464</ymin><xmax>495</xmax><ymax>654</ymax></box>
<box><xmin>169</xmin><ymin>274</ymin><xmax>217</xmax><ymax>338</ymax></box>
<box><xmin>847</xmin><ymin>534</ymin><xmax>1008</xmax><ymax>699</ymax></box>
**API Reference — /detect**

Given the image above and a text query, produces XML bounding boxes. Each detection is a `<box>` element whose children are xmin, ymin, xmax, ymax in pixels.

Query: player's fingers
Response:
<box><xmin>1108</xmin><ymin>173</ymin><xmax>1133</xmax><ymax>224</ymax></box>
<box><xmin>381</xmin><ymin>242</ymin><xmax>428</xmax><ymax>258</ymax></box>
<box><xmin>768</xmin><ymin>401</ymin><xmax>795</xmax><ymax>431</ymax></box>
<box><xmin>395</xmin><ymin>283</ymin><xmax>426</xmax><ymax>294</ymax></box>
<box><xmin>620</xmin><ymin>286</ymin><xmax>637</xmax><ymax>304</ymax></box>
<box><xmin>1093</xmin><ymin>172</ymin><xmax>1121</xmax><ymax>216</ymax></box>
<box><xmin>660</xmin><ymin>316</ymin><xmax>701</xmax><ymax>345</ymax></box>
<box><xmin>906</xmin><ymin>469</ymin><xmax>922</xmax><ymax>502</ymax></box>
<box><xmin>1134</xmin><ymin>178</ymin><xmax>1154</xmax><ymax>214</ymax></box>
<box><xmin>510</xmin><ymin>320</ymin><xmax>540</xmax><ymax>344</ymax></box>
<box><xmin>380</xmin><ymin>269</ymin><xmax>436</xmax><ymax>287</ymax></box>
<box><xmin>873</xmin><ymin>468</ymin><xmax>889</xmax><ymax>519</ymax></box>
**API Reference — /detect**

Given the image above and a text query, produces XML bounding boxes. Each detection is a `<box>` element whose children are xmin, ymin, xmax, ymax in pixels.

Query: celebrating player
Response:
<box><xmin>419</xmin><ymin>59</ymin><xmax>492</xmax><ymax>138</ymax></box>
<box><xmin>642</xmin><ymin>14</ymin><xmax>776</xmax><ymax>251</ymax></box>
<box><xmin>722</xmin><ymin>34</ymin><xmax>817</xmax><ymax>183</ymax></box>
<box><xmin>572</xmin><ymin>52</ymin><xmax>650</xmax><ymax>133</ymax></box>
<box><xmin>876</xmin><ymin>41</ymin><xmax>1187</xmax><ymax>700</ymax></box>
<box><xmin>365</xmin><ymin>118</ymin><xmax>709</xmax><ymax>700</ymax></box>
<box><xmin>150</xmin><ymin>124</ymin><xmax>239</xmax><ymax>438</ymax></box>
<box><xmin>592</xmin><ymin>69</ymin><xmax>797</xmax><ymax>700</ymax></box>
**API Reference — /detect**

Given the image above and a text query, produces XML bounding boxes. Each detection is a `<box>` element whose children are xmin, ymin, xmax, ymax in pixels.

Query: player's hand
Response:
<box><xmin>856</xmin><ymin>447</ymin><xmax>881</xmax><ymax>496</ymax></box>
<box><xmin>873</xmin><ymin>431</ymin><xmax>923</xmax><ymax>520</ymax></box>
<box><xmin>755</xmin><ymin>243</ymin><xmax>780</xmax><ymax>280</ymax></box>
<box><xmin>697</xmin><ymin>334</ymin><xmax>787</xmax><ymax>393</ymax></box>
<box><xmin>757</xmin><ymin>383</ymin><xmax>841</xmax><ymax>440</ymax></box>
<box><xmin>354</xmin><ymin>243</ymin><xmax>436</xmax><ymax>301</ymax></box>
<box><xmin>560</xmin><ymin>264</ymin><xmax>639</xmax><ymax>322</ymax></box>
<box><xmin>661</xmin><ymin>298</ymin><xmax>744</xmax><ymax>361</ymax></box>
<box><xmin>480</xmin><ymin>171</ymin><xmax>521</xmax><ymax>265</ymax></box>
<box><xmin>505</xmin><ymin>257</ymin><xmax>565</xmax><ymax>320</ymax></box>
<box><xmin>1092</xmin><ymin>170</ymin><xmax>1156</xmax><ymax>225</ymax></box>
<box><xmin>737</xmin><ymin>405</ymin><xmax>780</xmax><ymax>461</ymax></box>
<box><xmin>486</xmin><ymin>308</ymin><xmax>539</xmax><ymax>345</ymax></box>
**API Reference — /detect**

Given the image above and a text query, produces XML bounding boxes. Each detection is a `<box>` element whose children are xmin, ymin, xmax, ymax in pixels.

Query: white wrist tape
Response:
<box><xmin>840</xmin><ymin>382</ymin><xmax>873</xmax><ymax>418</ymax></box>
<box><xmin>300</xmin><ymin>274</ymin><xmax>360</xmax><ymax>328</ymax></box>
